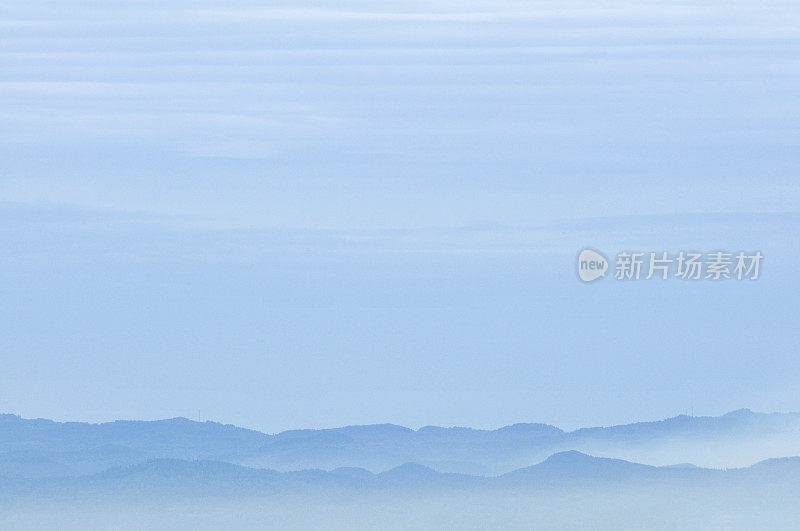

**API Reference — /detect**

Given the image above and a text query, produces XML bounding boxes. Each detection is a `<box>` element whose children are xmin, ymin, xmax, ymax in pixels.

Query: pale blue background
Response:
<box><xmin>1</xmin><ymin>0</ymin><xmax>798</xmax><ymax>432</ymax></box>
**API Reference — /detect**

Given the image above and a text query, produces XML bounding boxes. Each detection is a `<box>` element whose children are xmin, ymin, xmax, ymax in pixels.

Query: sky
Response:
<box><xmin>1</xmin><ymin>0</ymin><xmax>799</xmax><ymax>433</ymax></box>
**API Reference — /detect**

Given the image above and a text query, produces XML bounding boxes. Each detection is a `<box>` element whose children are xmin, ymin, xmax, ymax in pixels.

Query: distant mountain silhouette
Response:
<box><xmin>236</xmin><ymin>408</ymin><xmax>800</xmax><ymax>474</ymax></box>
<box><xmin>0</xmin><ymin>414</ymin><xmax>271</xmax><ymax>478</ymax></box>
<box><xmin>505</xmin><ymin>450</ymin><xmax>654</xmax><ymax>481</ymax></box>
<box><xmin>2</xmin><ymin>451</ymin><xmax>800</xmax><ymax>502</ymax></box>
<box><xmin>2</xmin><ymin>409</ymin><xmax>799</xmax><ymax>478</ymax></box>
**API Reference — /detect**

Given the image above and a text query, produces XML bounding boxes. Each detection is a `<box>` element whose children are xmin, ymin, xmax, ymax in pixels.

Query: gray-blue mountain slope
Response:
<box><xmin>2</xmin><ymin>409</ymin><xmax>799</xmax><ymax>477</ymax></box>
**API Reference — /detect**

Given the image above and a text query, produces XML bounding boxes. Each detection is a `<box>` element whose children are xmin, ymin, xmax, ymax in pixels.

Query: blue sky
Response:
<box><xmin>1</xmin><ymin>0</ymin><xmax>799</xmax><ymax>432</ymax></box>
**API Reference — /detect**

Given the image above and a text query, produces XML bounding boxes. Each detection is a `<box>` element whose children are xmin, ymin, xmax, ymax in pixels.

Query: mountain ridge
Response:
<box><xmin>4</xmin><ymin>450</ymin><xmax>800</xmax><ymax>501</ymax></box>
<box><xmin>2</xmin><ymin>409</ymin><xmax>799</xmax><ymax>478</ymax></box>
<box><xmin>6</xmin><ymin>407</ymin><xmax>795</xmax><ymax>440</ymax></box>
